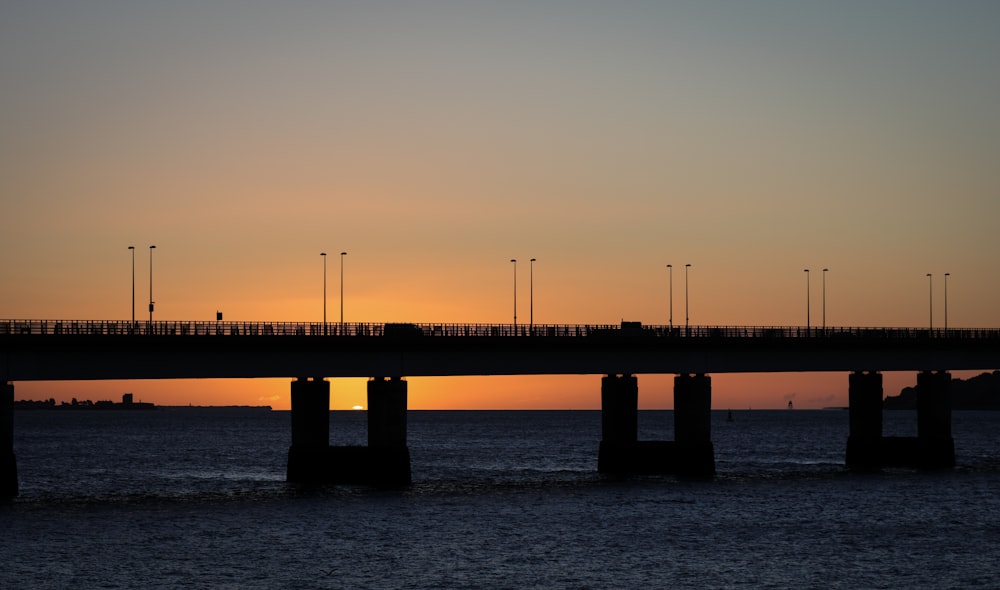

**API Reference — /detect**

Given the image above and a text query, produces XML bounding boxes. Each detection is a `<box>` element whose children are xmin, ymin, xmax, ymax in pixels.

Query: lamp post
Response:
<box><xmin>684</xmin><ymin>263</ymin><xmax>691</xmax><ymax>331</ymax></box>
<box><xmin>340</xmin><ymin>252</ymin><xmax>347</xmax><ymax>326</ymax></box>
<box><xmin>822</xmin><ymin>268</ymin><xmax>828</xmax><ymax>331</ymax></box>
<box><xmin>667</xmin><ymin>264</ymin><xmax>673</xmax><ymax>330</ymax></box>
<box><xmin>804</xmin><ymin>269</ymin><xmax>810</xmax><ymax>332</ymax></box>
<box><xmin>529</xmin><ymin>258</ymin><xmax>536</xmax><ymax>330</ymax></box>
<box><xmin>128</xmin><ymin>246</ymin><xmax>135</xmax><ymax>327</ymax></box>
<box><xmin>944</xmin><ymin>272</ymin><xmax>950</xmax><ymax>333</ymax></box>
<box><xmin>927</xmin><ymin>273</ymin><xmax>933</xmax><ymax>333</ymax></box>
<box><xmin>148</xmin><ymin>245</ymin><xmax>156</xmax><ymax>326</ymax></box>
<box><xmin>320</xmin><ymin>252</ymin><xmax>327</xmax><ymax>334</ymax></box>
<box><xmin>510</xmin><ymin>259</ymin><xmax>517</xmax><ymax>329</ymax></box>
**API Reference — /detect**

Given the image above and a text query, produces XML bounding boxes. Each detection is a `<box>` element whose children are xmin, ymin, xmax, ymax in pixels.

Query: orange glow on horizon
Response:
<box><xmin>11</xmin><ymin>371</ymin><xmax>989</xmax><ymax>411</ymax></box>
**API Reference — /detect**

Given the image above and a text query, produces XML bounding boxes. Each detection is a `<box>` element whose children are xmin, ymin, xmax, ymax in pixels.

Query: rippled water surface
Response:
<box><xmin>4</xmin><ymin>409</ymin><xmax>1000</xmax><ymax>588</ymax></box>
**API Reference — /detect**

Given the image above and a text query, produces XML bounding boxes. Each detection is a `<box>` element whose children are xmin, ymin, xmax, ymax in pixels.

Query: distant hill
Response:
<box><xmin>883</xmin><ymin>371</ymin><xmax>1000</xmax><ymax>410</ymax></box>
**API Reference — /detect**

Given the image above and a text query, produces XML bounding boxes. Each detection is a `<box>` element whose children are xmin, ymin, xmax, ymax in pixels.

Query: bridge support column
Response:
<box><xmin>286</xmin><ymin>377</ymin><xmax>330</xmax><ymax>483</ymax></box>
<box><xmin>846</xmin><ymin>371</ymin><xmax>883</xmax><ymax>469</ymax></box>
<box><xmin>2</xmin><ymin>382</ymin><xmax>16</xmax><ymax>499</ymax></box>
<box><xmin>597</xmin><ymin>374</ymin><xmax>638</xmax><ymax>473</ymax></box>
<box><xmin>916</xmin><ymin>371</ymin><xmax>954</xmax><ymax>468</ymax></box>
<box><xmin>601</xmin><ymin>374</ymin><xmax>638</xmax><ymax>444</ymax></box>
<box><xmin>673</xmin><ymin>373</ymin><xmax>715</xmax><ymax>477</ymax></box>
<box><xmin>286</xmin><ymin>377</ymin><xmax>412</xmax><ymax>487</ymax></box>
<box><xmin>366</xmin><ymin>377</ymin><xmax>411</xmax><ymax>486</ymax></box>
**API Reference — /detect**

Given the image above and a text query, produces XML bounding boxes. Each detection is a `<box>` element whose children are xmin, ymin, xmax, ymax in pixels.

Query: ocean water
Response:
<box><xmin>4</xmin><ymin>409</ymin><xmax>1000</xmax><ymax>589</ymax></box>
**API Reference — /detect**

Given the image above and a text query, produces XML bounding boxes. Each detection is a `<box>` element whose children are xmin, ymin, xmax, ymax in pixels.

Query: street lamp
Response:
<box><xmin>511</xmin><ymin>258</ymin><xmax>518</xmax><ymax>328</ymax></box>
<box><xmin>128</xmin><ymin>246</ymin><xmax>135</xmax><ymax>326</ymax></box>
<box><xmin>667</xmin><ymin>264</ymin><xmax>673</xmax><ymax>330</ymax></box>
<box><xmin>822</xmin><ymin>268</ymin><xmax>828</xmax><ymax>331</ymax></box>
<box><xmin>148</xmin><ymin>245</ymin><xmax>156</xmax><ymax>326</ymax></box>
<box><xmin>320</xmin><ymin>252</ymin><xmax>327</xmax><ymax>333</ymax></box>
<box><xmin>685</xmin><ymin>263</ymin><xmax>691</xmax><ymax>330</ymax></box>
<box><xmin>927</xmin><ymin>273</ymin><xmax>933</xmax><ymax>332</ymax></box>
<box><xmin>530</xmin><ymin>258</ymin><xmax>536</xmax><ymax>330</ymax></box>
<box><xmin>944</xmin><ymin>272</ymin><xmax>950</xmax><ymax>333</ymax></box>
<box><xmin>340</xmin><ymin>252</ymin><xmax>347</xmax><ymax>326</ymax></box>
<box><xmin>804</xmin><ymin>269</ymin><xmax>810</xmax><ymax>332</ymax></box>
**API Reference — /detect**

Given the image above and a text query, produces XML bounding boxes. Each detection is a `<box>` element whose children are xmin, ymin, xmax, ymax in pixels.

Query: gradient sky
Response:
<box><xmin>3</xmin><ymin>1</ymin><xmax>998</xmax><ymax>409</ymax></box>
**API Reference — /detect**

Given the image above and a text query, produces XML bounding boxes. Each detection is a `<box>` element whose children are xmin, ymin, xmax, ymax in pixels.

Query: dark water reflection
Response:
<box><xmin>5</xmin><ymin>410</ymin><xmax>1000</xmax><ymax>588</ymax></box>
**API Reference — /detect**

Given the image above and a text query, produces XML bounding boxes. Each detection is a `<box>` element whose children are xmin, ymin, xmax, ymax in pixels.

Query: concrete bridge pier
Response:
<box><xmin>286</xmin><ymin>377</ymin><xmax>331</xmax><ymax>483</ymax></box>
<box><xmin>845</xmin><ymin>371</ymin><xmax>883</xmax><ymax>469</ymax></box>
<box><xmin>366</xmin><ymin>377</ymin><xmax>412</xmax><ymax>486</ymax></box>
<box><xmin>600</xmin><ymin>374</ymin><xmax>638</xmax><ymax>446</ymax></box>
<box><xmin>287</xmin><ymin>376</ymin><xmax>412</xmax><ymax>486</ymax></box>
<box><xmin>846</xmin><ymin>370</ymin><xmax>955</xmax><ymax>470</ymax></box>
<box><xmin>597</xmin><ymin>374</ymin><xmax>639</xmax><ymax>473</ymax></box>
<box><xmin>916</xmin><ymin>371</ymin><xmax>955</xmax><ymax>468</ymax></box>
<box><xmin>597</xmin><ymin>373</ymin><xmax>714</xmax><ymax>477</ymax></box>
<box><xmin>3</xmin><ymin>382</ymin><xmax>17</xmax><ymax>498</ymax></box>
<box><xmin>673</xmin><ymin>373</ymin><xmax>716</xmax><ymax>478</ymax></box>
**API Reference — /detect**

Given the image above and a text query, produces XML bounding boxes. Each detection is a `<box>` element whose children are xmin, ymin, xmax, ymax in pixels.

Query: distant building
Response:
<box><xmin>14</xmin><ymin>393</ymin><xmax>155</xmax><ymax>411</ymax></box>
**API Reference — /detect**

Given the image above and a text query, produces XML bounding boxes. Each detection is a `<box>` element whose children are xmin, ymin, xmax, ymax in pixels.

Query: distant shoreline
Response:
<box><xmin>12</xmin><ymin>393</ymin><xmax>272</xmax><ymax>412</ymax></box>
<box><xmin>883</xmin><ymin>371</ymin><xmax>1000</xmax><ymax>411</ymax></box>
<box><xmin>13</xmin><ymin>393</ymin><xmax>154</xmax><ymax>411</ymax></box>
<box><xmin>160</xmin><ymin>405</ymin><xmax>273</xmax><ymax>411</ymax></box>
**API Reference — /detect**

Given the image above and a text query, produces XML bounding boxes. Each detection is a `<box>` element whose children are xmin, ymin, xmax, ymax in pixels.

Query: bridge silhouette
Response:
<box><xmin>4</xmin><ymin>319</ymin><xmax>1000</xmax><ymax>496</ymax></box>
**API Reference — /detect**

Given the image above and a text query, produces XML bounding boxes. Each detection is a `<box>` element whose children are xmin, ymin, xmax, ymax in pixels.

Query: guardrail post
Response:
<box><xmin>2</xmin><ymin>382</ymin><xmax>16</xmax><ymax>498</ymax></box>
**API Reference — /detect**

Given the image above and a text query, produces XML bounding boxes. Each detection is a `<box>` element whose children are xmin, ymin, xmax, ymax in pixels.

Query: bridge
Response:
<box><xmin>4</xmin><ymin>319</ymin><xmax>1000</xmax><ymax>497</ymax></box>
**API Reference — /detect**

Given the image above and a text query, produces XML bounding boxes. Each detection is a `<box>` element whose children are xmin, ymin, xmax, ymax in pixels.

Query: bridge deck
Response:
<box><xmin>3</xmin><ymin>320</ymin><xmax>999</xmax><ymax>381</ymax></box>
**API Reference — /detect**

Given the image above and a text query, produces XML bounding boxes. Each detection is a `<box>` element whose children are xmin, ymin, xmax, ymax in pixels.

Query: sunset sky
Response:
<box><xmin>3</xmin><ymin>1</ymin><xmax>998</xmax><ymax>410</ymax></box>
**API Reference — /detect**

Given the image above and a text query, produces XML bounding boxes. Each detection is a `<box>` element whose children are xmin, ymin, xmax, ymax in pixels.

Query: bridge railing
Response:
<box><xmin>3</xmin><ymin>319</ymin><xmax>1000</xmax><ymax>340</ymax></box>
